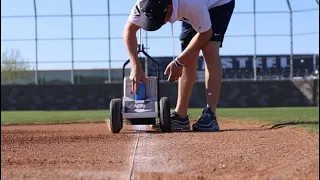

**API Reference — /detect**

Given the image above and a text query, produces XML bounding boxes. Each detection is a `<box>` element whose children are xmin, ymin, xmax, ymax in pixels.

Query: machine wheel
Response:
<box><xmin>159</xmin><ymin>97</ymin><xmax>171</xmax><ymax>132</ymax></box>
<box><xmin>109</xmin><ymin>98</ymin><xmax>123</xmax><ymax>133</ymax></box>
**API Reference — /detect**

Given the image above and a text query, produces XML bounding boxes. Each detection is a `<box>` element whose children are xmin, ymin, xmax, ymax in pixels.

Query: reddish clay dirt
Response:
<box><xmin>1</xmin><ymin>119</ymin><xmax>319</xmax><ymax>180</ymax></box>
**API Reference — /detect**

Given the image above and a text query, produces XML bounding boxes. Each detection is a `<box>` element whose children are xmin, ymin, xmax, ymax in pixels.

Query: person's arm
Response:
<box><xmin>123</xmin><ymin>2</ymin><xmax>143</xmax><ymax>69</ymax></box>
<box><xmin>123</xmin><ymin>3</ymin><xmax>148</xmax><ymax>92</ymax></box>
<box><xmin>176</xmin><ymin>2</ymin><xmax>213</xmax><ymax>65</ymax></box>
<box><xmin>123</xmin><ymin>20</ymin><xmax>142</xmax><ymax>69</ymax></box>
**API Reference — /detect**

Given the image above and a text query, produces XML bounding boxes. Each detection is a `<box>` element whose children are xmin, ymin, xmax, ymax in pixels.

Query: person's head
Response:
<box><xmin>138</xmin><ymin>0</ymin><xmax>173</xmax><ymax>31</ymax></box>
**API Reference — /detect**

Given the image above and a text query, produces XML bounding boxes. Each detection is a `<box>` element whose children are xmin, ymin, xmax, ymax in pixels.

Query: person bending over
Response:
<box><xmin>123</xmin><ymin>0</ymin><xmax>235</xmax><ymax>132</ymax></box>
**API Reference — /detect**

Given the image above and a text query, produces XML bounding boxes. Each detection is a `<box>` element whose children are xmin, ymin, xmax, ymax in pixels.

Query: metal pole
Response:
<box><xmin>286</xmin><ymin>0</ymin><xmax>294</xmax><ymax>80</ymax></box>
<box><xmin>139</xmin><ymin>28</ymin><xmax>143</xmax><ymax>47</ymax></box>
<box><xmin>313</xmin><ymin>54</ymin><xmax>317</xmax><ymax>71</ymax></box>
<box><xmin>253</xmin><ymin>0</ymin><xmax>257</xmax><ymax>81</ymax></box>
<box><xmin>145</xmin><ymin>30</ymin><xmax>148</xmax><ymax>77</ymax></box>
<box><xmin>33</xmin><ymin>0</ymin><xmax>38</xmax><ymax>85</ymax></box>
<box><xmin>107</xmin><ymin>0</ymin><xmax>112</xmax><ymax>83</ymax></box>
<box><xmin>70</xmin><ymin>0</ymin><xmax>74</xmax><ymax>84</ymax></box>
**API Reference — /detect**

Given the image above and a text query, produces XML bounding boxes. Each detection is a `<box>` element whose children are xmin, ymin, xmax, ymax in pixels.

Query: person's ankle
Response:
<box><xmin>174</xmin><ymin>109</ymin><xmax>188</xmax><ymax>118</ymax></box>
<box><xmin>206</xmin><ymin>104</ymin><xmax>217</xmax><ymax>112</ymax></box>
<box><xmin>205</xmin><ymin>106</ymin><xmax>216</xmax><ymax>116</ymax></box>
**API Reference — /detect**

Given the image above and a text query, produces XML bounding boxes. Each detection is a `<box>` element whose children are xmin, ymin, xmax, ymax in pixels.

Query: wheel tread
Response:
<box><xmin>159</xmin><ymin>97</ymin><xmax>171</xmax><ymax>132</ymax></box>
<box><xmin>109</xmin><ymin>98</ymin><xmax>122</xmax><ymax>133</ymax></box>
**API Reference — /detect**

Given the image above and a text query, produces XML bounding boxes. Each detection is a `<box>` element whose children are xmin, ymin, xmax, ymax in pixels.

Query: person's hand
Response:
<box><xmin>164</xmin><ymin>61</ymin><xmax>183</xmax><ymax>83</ymax></box>
<box><xmin>129</xmin><ymin>66</ymin><xmax>147</xmax><ymax>94</ymax></box>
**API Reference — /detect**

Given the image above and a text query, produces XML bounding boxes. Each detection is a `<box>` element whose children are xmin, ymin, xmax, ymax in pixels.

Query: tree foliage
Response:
<box><xmin>1</xmin><ymin>48</ymin><xmax>31</xmax><ymax>84</ymax></box>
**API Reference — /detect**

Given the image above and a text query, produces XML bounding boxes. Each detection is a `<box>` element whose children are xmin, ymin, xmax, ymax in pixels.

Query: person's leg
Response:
<box><xmin>175</xmin><ymin>51</ymin><xmax>200</xmax><ymax>117</ymax></box>
<box><xmin>192</xmin><ymin>0</ymin><xmax>235</xmax><ymax>132</ymax></box>
<box><xmin>170</xmin><ymin>51</ymin><xmax>199</xmax><ymax>131</ymax></box>
<box><xmin>170</xmin><ymin>21</ymin><xmax>198</xmax><ymax>131</ymax></box>
<box><xmin>203</xmin><ymin>42</ymin><xmax>222</xmax><ymax>113</ymax></box>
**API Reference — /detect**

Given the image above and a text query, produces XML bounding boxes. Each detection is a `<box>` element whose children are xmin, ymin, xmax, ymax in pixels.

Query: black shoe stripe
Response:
<box><xmin>171</xmin><ymin>120</ymin><xmax>190</xmax><ymax>125</ymax></box>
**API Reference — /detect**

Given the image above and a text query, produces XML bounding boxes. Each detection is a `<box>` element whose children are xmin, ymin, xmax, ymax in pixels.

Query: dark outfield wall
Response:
<box><xmin>1</xmin><ymin>80</ymin><xmax>319</xmax><ymax>110</ymax></box>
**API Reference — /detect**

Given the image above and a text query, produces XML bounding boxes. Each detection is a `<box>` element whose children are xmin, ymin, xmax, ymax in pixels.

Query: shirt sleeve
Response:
<box><xmin>128</xmin><ymin>1</ymin><xmax>141</xmax><ymax>27</ymax></box>
<box><xmin>187</xmin><ymin>1</ymin><xmax>212</xmax><ymax>33</ymax></box>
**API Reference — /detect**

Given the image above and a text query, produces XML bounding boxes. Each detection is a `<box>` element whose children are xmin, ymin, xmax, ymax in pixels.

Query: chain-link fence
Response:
<box><xmin>1</xmin><ymin>0</ymin><xmax>319</xmax><ymax>85</ymax></box>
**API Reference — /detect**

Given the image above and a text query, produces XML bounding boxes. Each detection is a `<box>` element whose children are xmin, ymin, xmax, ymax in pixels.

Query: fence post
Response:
<box><xmin>33</xmin><ymin>0</ymin><xmax>38</xmax><ymax>85</ymax></box>
<box><xmin>70</xmin><ymin>0</ymin><xmax>75</xmax><ymax>84</ymax></box>
<box><xmin>286</xmin><ymin>0</ymin><xmax>294</xmax><ymax>80</ymax></box>
<box><xmin>107</xmin><ymin>0</ymin><xmax>112</xmax><ymax>83</ymax></box>
<box><xmin>253</xmin><ymin>0</ymin><xmax>257</xmax><ymax>81</ymax></box>
<box><xmin>313</xmin><ymin>53</ymin><xmax>318</xmax><ymax>71</ymax></box>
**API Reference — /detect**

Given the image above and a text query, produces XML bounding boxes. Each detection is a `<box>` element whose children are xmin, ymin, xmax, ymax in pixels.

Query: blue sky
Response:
<box><xmin>1</xmin><ymin>0</ymin><xmax>319</xmax><ymax>70</ymax></box>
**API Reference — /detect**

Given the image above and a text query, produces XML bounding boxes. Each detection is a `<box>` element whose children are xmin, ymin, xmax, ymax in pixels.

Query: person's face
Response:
<box><xmin>164</xmin><ymin>4</ymin><xmax>173</xmax><ymax>23</ymax></box>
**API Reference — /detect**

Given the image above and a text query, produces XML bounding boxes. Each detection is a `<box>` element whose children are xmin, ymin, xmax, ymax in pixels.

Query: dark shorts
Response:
<box><xmin>179</xmin><ymin>0</ymin><xmax>235</xmax><ymax>50</ymax></box>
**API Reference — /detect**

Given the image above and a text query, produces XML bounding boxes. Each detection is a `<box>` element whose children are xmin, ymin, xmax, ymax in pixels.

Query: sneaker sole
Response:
<box><xmin>171</xmin><ymin>123</ymin><xmax>191</xmax><ymax>132</ymax></box>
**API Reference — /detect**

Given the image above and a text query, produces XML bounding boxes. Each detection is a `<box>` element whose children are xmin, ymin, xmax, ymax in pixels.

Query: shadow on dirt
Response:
<box><xmin>220</xmin><ymin>121</ymin><xmax>319</xmax><ymax>132</ymax></box>
<box><xmin>269</xmin><ymin>121</ymin><xmax>319</xmax><ymax>129</ymax></box>
<box><xmin>121</xmin><ymin>121</ymin><xmax>319</xmax><ymax>134</ymax></box>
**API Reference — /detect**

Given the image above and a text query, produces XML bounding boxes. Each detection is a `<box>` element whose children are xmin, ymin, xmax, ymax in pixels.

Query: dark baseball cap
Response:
<box><xmin>138</xmin><ymin>0</ymin><xmax>171</xmax><ymax>31</ymax></box>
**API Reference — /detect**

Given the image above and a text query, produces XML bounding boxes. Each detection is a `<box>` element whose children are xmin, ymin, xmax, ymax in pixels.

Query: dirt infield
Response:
<box><xmin>1</xmin><ymin>120</ymin><xmax>319</xmax><ymax>180</ymax></box>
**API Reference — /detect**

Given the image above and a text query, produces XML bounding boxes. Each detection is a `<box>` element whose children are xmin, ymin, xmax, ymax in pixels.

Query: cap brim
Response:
<box><xmin>139</xmin><ymin>14</ymin><xmax>166</xmax><ymax>31</ymax></box>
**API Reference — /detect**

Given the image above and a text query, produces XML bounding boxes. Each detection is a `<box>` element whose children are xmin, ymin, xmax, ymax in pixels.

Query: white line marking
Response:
<box><xmin>127</xmin><ymin>126</ymin><xmax>141</xmax><ymax>180</ymax></box>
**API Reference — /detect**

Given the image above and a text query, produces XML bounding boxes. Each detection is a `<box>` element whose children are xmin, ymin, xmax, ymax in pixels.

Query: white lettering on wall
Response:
<box><xmin>266</xmin><ymin>57</ymin><xmax>277</xmax><ymax>68</ymax></box>
<box><xmin>221</xmin><ymin>57</ymin><xmax>233</xmax><ymax>69</ymax></box>
<box><xmin>280</xmin><ymin>56</ymin><xmax>289</xmax><ymax>68</ymax></box>
<box><xmin>236</xmin><ymin>57</ymin><xmax>249</xmax><ymax>68</ymax></box>
<box><xmin>256</xmin><ymin>57</ymin><xmax>263</xmax><ymax>68</ymax></box>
